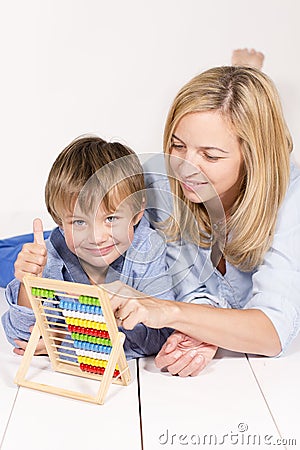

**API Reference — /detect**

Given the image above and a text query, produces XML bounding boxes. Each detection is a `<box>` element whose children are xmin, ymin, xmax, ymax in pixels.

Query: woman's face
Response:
<box><xmin>169</xmin><ymin>111</ymin><xmax>243</xmax><ymax>212</ymax></box>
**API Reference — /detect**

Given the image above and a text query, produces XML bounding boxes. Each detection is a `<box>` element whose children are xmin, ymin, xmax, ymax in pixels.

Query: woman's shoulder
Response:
<box><xmin>289</xmin><ymin>159</ymin><xmax>300</xmax><ymax>187</ymax></box>
<box><xmin>284</xmin><ymin>161</ymin><xmax>300</xmax><ymax>203</ymax></box>
<box><xmin>276</xmin><ymin>161</ymin><xmax>300</xmax><ymax>230</ymax></box>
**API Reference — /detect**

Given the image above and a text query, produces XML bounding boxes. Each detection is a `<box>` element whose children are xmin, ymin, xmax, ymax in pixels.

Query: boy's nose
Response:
<box><xmin>90</xmin><ymin>226</ymin><xmax>109</xmax><ymax>244</ymax></box>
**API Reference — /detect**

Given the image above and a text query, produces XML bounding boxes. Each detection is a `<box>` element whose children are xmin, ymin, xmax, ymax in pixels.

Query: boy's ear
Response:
<box><xmin>132</xmin><ymin>197</ymin><xmax>146</xmax><ymax>226</ymax></box>
<box><xmin>133</xmin><ymin>209</ymin><xmax>144</xmax><ymax>226</ymax></box>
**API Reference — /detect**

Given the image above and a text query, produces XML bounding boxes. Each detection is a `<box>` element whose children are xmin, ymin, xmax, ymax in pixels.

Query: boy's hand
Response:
<box><xmin>13</xmin><ymin>326</ymin><xmax>47</xmax><ymax>356</ymax></box>
<box><xmin>14</xmin><ymin>218</ymin><xmax>47</xmax><ymax>282</ymax></box>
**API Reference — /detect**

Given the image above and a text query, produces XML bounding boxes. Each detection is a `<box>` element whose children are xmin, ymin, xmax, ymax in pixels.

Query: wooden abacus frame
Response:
<box><xmin>14</xmin><ymin>275</ymin><xmax>131</xmax><ymax>404</ymax></box>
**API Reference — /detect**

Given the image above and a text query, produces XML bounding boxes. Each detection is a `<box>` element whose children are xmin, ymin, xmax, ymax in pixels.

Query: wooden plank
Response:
<box><xmin>1</xmin><ymin>359</ymin><xmax>142</xmax><ymax>450</ymax></box>
<box><xmin>138</xmin><ymin>351</ymin><xmax>281</xmax><ymax>449</ymax></box>
<box><xmin>248</xmin><ymin>336</ymin><xmax>300</xmax><ymax>446</ymax></box>
<box><xmin>0</xmin><ymin>289</ymin><xmax>20</xmax><ymax>445</ymax></box>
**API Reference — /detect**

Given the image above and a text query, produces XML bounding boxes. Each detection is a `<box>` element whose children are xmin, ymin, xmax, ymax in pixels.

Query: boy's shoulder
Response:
<box><xmin>128</xmin><ymin>216</ymin><xmax>167</xmax><ymax>263</ymax></box>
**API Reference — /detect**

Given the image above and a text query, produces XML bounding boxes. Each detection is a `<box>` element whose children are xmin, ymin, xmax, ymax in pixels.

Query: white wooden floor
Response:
<box><xmin>0</xmin><ymin>288</ymin><xmax>299</xmax><ymax>450</ymax></box>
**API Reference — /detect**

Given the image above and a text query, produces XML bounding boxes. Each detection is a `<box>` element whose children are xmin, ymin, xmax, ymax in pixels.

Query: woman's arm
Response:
<box><xmin>107</xmin><ymin>281</ymin><xmax>281</xmax><ymax>357</ymax></box>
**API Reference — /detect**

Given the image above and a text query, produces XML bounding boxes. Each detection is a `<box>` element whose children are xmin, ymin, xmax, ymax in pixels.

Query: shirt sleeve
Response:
<box><xmin>1</xmin><ymin>237</ymin><xmax>63</xmax><ymax>347</ymax></box>
<box><xmin>1</xmin><ymin>278</ymin><xmax>36</xmax><ymax>346</ymax></box>
<box><xmin>124</xmin><ymin>219</ymin><xmax>175</xmax><ymax>301</ymax></box>
<box><xmin>121</xmin><ymin>325</ymin><xmax>174</xmax><ymax>359</ymax></box>
<box><xmin>245</xmin><ymin>171</ymin><xmax>300</xmax><ymax>354</ymax></box>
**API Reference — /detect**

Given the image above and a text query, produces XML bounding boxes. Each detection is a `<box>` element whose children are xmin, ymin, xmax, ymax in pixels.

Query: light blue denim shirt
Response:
<box><xmin>1</xmin><ymin>216</ymin><xmax>174</xmax><ymax>359</ymax></box>
<box><xmin>143</xmin><ymin>155</ymin><xmax>300</xmax><ymax>355</ymax></box>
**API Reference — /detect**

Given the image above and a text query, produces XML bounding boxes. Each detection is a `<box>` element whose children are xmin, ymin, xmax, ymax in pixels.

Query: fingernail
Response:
<box><xmin>195</xmin><ymin>355</ymin><xmax>204</xmax><ymax>363</ymax></box>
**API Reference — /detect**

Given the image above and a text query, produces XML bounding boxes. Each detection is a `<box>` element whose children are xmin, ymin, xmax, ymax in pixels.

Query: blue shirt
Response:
<box><xmin>143</xmin><ymin>155</ymin><xmax>300</xmax><ymax>355</ymax></box>
<box><xmin>1</xmin><ymin>216</ymin><xmax>174</xmax><ymax>359</ymax></box>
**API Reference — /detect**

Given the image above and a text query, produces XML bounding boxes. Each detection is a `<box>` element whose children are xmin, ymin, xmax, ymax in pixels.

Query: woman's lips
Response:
<box><xmin>181</xmin><ymin>180</ymin><xmax>209</xmax><ymax>191</ymax></box>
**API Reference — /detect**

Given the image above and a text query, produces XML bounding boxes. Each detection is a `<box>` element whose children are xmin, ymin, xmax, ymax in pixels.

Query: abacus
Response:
<box><xmin>15</xmin><ymin>275</ymin><xmax>131</xmax><ymax>404</ymax></box>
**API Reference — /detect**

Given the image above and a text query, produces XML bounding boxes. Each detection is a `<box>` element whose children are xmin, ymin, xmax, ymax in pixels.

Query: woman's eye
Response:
<box><xmin>203</xmin><ymin>153</ymin><xmax>220</xmax><ymax>161</ymax></box>
<box><xmin>171</xmin><ymin>143</ymin><xmax>185</xmax><ymax>150</ymax></box>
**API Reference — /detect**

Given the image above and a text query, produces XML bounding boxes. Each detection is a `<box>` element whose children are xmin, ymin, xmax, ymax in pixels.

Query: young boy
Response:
<box><xmin>1</xmin><ymin>135</ymin><xmax>174</xmax><ymax>359</ymax></box>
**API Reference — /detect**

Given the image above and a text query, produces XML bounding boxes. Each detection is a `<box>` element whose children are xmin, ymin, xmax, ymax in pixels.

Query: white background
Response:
<box><xmin>1</xmin><ymin>0</ymin><xmax>300</xmax><ymax>237</ymax></box>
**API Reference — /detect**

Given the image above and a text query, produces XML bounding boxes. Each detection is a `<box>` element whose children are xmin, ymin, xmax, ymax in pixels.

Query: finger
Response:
<box><xmin>119</xmin><ymin>310</ymin><xmax>141</xmax><ymax>330</ymax></box>
<box><xmin>155</xmin><ymin>349</ymin><xmax>183</xmax><ymax>369</ymax></box>
<box><xmin>177</xmin><ymin>354</ymin><xmax>207</xmax><ymax>377</ymax></box>
<box><xmin>14</xmin><ymin>339</ymin><xmax>27</xmax><ymax>351</ymax></box>
<box><xmin>35</xmin><ymin>338</ymin><xmax>48</xmax><ymax>355</ymax></box>
<box><xmin>105</xmin><ymin>286</ymin><xmax>126</xmax><ymax>313</ymax></box>
<box><xmin>19</xmin><ymin>243</ymin><xmax>47</xmax><ymax>258</ymax></box>
<box><xmin>164</xmin><ymin>350</ymin><xmax>200</xmax><ymax>376</ymax></box>
<box><xmin>155</xmin><ymin>333</ymin><xmax>184</xmax><ymax>362</ymax></box>
<box><xmin>15</xmin><ymin>261</ymin><xmax>45</xmax><ymax>275</ymax></box>
<box><xmin>13</xmin><ymin>347</ymin><xmax>25</xmax><ymax>356</ymax></box>
<box><xmin>164</xmin><ymin>332</ymin><xmax>186</xmax><ymax>353</ymax></box>
<box><xmin>33</xmin><ymin>218</ymin><xmax>46</xmax><ymax>247</ymax></box>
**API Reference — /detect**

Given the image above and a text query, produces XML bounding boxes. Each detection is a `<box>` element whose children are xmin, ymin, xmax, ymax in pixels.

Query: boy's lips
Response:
<box><xmin>85</xmin><ymin>244</ymin><xmax>116</xmax><ymax>256</ymax></box>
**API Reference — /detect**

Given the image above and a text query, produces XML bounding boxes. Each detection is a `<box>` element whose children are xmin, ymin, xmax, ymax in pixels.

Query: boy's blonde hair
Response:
<box><xmin>163</xmin><ymin>66</ymin><xmax>293</xmax><ymax>271</ymax></box>
<box><xmin>45</xmin><ymin>136</ymin><xmax>145</xmax><ymax>226</ymax></box>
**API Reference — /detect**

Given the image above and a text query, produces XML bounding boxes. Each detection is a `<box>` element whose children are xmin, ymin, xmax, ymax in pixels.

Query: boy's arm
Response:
<box><xmin>121</xmin><ymin>324</ymin><xmax>173</xmax><ymax>359</ymax></box>
<box><xmin>1</xmin><ymin>278</ymin><xmax>36</xmax><ymax>346</ymax></box>
<box><xmin>14</xmin><ymin>218</ymin><xmax>47</xmax><ymax>307</ymax></box>
<box><xmin>1</xmin><ymin>218</ymin><xmax>47</xmax><ymax>345</ymax></box>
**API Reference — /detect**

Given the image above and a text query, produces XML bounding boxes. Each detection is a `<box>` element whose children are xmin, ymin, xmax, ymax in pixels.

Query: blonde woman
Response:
<box><xmin>106</xmin><ymin>50</ymin><xmax>300</xmax><ymax>376</ymax></box>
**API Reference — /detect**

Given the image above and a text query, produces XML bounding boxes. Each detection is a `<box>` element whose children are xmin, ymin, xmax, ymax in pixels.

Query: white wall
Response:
<box><xmin>1</xmin><ymin>0</ymin><xmax>300</xmax><ymax>237</ymax></box>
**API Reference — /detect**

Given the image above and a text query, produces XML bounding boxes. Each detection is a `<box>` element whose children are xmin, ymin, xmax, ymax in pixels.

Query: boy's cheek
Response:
<box><xmin>64</xmin><ymin>229</ymin><xmax>77</xmax><ymax>254</ymax></box>
<box><xmin>112</xmin><ymin>224</ymin><xmax>135</xmax><ymax>246</ymax></box>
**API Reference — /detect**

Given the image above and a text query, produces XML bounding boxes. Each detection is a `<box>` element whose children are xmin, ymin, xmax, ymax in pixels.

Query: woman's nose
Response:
<box><xmin>177</xmin><ymin>149</ymin><xmax>201</xmax><ymax>177</ymax></box>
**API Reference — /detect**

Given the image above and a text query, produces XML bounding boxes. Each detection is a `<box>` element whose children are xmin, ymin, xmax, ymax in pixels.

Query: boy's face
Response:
<box><xmin>60</xmin><ymin>199</ymin><xmax>143</xmax><ymax>278</ymax></box>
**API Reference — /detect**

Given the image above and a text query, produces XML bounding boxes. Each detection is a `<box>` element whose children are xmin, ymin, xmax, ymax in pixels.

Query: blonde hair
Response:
<box><xmin>163</xmin><ymin>66</ymin><xmax>293</xmax><ymax>271</ymax></box>
<box><xmin>45</xmin><ymin>135</ymin><xmax>145</xmax><ymax>226</ymax></box>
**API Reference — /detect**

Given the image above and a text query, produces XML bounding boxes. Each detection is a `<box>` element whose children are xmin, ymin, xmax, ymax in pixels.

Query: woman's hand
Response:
<box><xmin>155</xmin><ymin>331</ymin><xmax>218</xmax><ymax>377</ymax></box>
<box><xmin>104</xmin><ymin>281</ymin><xmax>175</xmax><ymax>329</ymax></box>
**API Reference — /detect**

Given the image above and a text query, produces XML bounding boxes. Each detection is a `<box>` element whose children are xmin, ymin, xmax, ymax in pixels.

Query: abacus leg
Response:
<box><xmin>14</xmin><ymin>323</ymin><xmax>42</xmax><ymax>384</ymax></box>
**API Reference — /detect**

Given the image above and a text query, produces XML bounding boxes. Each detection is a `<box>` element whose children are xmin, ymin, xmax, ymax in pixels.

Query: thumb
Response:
<box><xmin>33</xmin><ymin>218</ymin><xmax>46</xmax><ymax>247</ymax></box>
<box><xmin>165</xmin><ymin>331</ymin><xmax>185</xmax><ymax>353</ymax></box>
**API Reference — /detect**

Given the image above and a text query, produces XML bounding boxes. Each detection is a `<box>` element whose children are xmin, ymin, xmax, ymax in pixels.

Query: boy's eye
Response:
<box><xmin>73</xmin><ymin>219</ymin><xmax>86</xmax><ymax>226</ymax></box>
<box><xmin>105</xmin><ymin>216</ymin><xmax>117</xmax><ymax>223</ymax></box>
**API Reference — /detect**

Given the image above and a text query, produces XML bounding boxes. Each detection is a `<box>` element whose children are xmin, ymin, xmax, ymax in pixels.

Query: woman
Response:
<box><xmin>106</xmin><ymin>49</ymin><xmax>300</xmax><ymax>376</ymax></box>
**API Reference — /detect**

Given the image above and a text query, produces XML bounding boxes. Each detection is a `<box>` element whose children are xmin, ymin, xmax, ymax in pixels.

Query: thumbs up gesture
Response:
<box><xmin>14</xmin><ymin>218</ymin><xmax>48</xmax><ymax>282</ymax></box>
